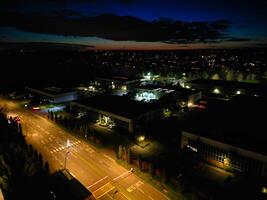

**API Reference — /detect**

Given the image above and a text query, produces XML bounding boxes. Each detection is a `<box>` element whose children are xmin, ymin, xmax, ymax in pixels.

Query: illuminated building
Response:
<box><xmin>95</xmin><ymin>76</ymin><xmax>141</xmax><ymax>90</ymax></box>
<box><xmin>26</xmin><ymin>86</ymin><xmax>78</xmax><ymax>103</ymax></box>
<box><xmin>70</xmin><ymin>94</ymin><xmax>162</xmax><ymax>133</ymax></box>
<box><xmin>188</xmin><ymin>78</ymin><xmax>267</xmax><ymax>98</ymax></box>
<box><xmin>133</xmin><ymin>84</ymin><xmax>202</xmax><ymax>109</ymax></box>
<box><xmin>181</xmin><ymin>131</ymin><xmax>267</xmax><ymax>176</ymax></box>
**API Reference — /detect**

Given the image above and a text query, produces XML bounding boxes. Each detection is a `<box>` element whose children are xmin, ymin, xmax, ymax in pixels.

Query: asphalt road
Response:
<box><xmin>0</xmin><ymin>99</ymin><xmax>171</xmax><ymax>200</ymax></box>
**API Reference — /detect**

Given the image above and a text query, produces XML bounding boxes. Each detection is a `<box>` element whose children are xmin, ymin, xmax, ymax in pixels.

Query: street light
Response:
<box><xmin>137</xmin><ymin>135</ymin><xmax>145</xmax><ymax>142</ymax></box>
<box><xmin>64</xmin><ymin>139</ymin><xmax>71</xmax><ymax>170</ymax></box>
<box><xmin>213</xmin><ymin>88</ymin><xmax>220</xmax><ymax>94</ymax></box>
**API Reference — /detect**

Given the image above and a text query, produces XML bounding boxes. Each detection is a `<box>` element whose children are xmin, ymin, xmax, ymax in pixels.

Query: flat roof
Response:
<box><xmin>74</xmin><ymin>94</ymin><xmax>161</xmax><ymax>119</ymax></box>
<box><xmin>96</xmin><ymin>75</ymin><xmax>141</xmax><ymax>83</ymax></box>
<box><xmin>183</xmin><ymin>95</ymin><xmax>267</xmax><ymax>155</ymax></box>
<box><xmin>51</xmin><ymin>169</ymin><xmax>91</xmax><ymax>200</ymax></box>
<box><xmin>189</xmin><ymin>78</ymin><xmax>266</xmax><ymax>95</ymax></box>
<box><xmin>136</xmin><ymin>84</ymin><xmax>199</xmax><ymax>96</ymax></box>
<box><xmin>26</xmin><ymin>86</ymin><xmax>76</xmax><ymax>96</ymax></box>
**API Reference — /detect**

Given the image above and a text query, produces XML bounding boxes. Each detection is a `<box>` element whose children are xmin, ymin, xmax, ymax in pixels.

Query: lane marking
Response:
<box><xmin>93</xmin><ymin>182</ymin><xmax>115</xmax><ymax>199</ymax></box>
<box><xmin>138</xmin><ymin>188</ymin><xmax>144</xmax><ymax>194</ymax></box>
<box><xmin>127</xmin><ymin>185</ymin><xmax>136</xmax><ymax>192</ymax></box>
<box><xmin>104</xmin><ymin>154</ymin><xmax>115</xmax><ymax>162</ymax></box>
<box><xmin>87</xmin><ymin>176</ymin><xmax>109</xmax><ymax>189</ymax></box>
<box><xmin>119</xmin><ymin>192</ymin><xmax>130</xmax><ymax>200</ymax></box>
<box><xmin>113</xmin><ymin>169</ymin><xmax>133</xmax><ymax>181</ymax></box>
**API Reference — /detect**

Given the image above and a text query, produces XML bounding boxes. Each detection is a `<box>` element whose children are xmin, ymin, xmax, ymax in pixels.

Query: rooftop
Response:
<box><xmin>74</xmin><ymin>94</ymin><xmax>161</xmax><ymax>119</ymax></box>
<box><xmin>50</xmin><ymin>169</ymin><xmax>91</xmax><ymax>200</ymax></box>
<box><xmin>26</xmin><ymin>86</ymin><xmax>76</xmax><ymax>95</ymax></box>
<box><xmin>189</xmin><ymin>78</ymin><xmax>267</xmax><ymax>96</ymax></box>
<box><xmin>183</xmin><ymin>95</ymin><xmax>267</xmax><ymax>155</ymax></box>
<box><xmin>96</xmin><ymin>75</ymin><xmax>141</xmax><ymax>83</ymax></box>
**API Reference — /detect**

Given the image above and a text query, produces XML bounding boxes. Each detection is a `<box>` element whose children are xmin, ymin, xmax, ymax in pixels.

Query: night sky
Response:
<box><xmin>1</xmin><ymin>0</ymin><xmax>267</xmax><ymax>49</ymax></box>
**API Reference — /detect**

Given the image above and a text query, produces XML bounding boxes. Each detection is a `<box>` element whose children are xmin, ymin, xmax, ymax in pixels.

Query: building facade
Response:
<box><xmin>181</xmin><ymin>131</ymin><xmax>267</xmax><ymax>176</ymax></box>
<box><xmin>26</xmin><ymin>86</ymin><xmax>78</xmax><ymax>103</ymax></box>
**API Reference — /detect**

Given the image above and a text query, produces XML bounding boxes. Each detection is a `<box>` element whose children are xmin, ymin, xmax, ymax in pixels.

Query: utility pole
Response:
<box><xmin>64</xmin><ymin>139</ymin><xmax>71</xmax><ymax>170</ymax></box>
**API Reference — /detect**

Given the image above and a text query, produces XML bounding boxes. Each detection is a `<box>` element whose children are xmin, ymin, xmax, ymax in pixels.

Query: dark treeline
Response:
<box><xmin>0</xmin><ymin>109</ymin><xmax>50</xmax><ymax>200</ymax></box>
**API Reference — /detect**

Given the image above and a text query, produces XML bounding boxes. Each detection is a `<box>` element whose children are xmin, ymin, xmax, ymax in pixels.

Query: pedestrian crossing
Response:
<box><xmin>50</xmin><ymin>140</ymin><xmax>81</xmax><ymax>154</ymax></box>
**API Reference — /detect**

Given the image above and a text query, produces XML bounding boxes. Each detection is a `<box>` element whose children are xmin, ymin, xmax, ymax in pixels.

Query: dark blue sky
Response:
<box><xmin>0</xmin><ymin>0</ymin><xmax>267</xmax><ymax>49</ymax></box>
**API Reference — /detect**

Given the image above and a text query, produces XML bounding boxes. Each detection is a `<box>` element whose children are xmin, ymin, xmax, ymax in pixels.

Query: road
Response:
<box><xmin>0</xmin><ymin>99</ymin><xmax>171</xmax><ymax>200</ymax></box>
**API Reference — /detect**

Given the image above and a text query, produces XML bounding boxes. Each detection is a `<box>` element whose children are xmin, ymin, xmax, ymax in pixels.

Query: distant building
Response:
<box><xmin>95</xmin><ymin>75</ymin><xmax>141</xmax><ymax>91</ymax></box>
<box><xmin>70</xmin><ymin>94</ymin><xmax>163</xmax><ymax>133</ymax></box>
<box><xmin>133</xmin><ymin>83</ymin><xmax>202</xmax><ymax>109</ymax></box>
<box><xmin>187</xmin><ymin>78</ymin><xmax>267</xmax><ymax>98</ymax></box>
<box><xmin>173</xmin><ymin>88</ymin><xmax>202</xmax><ymax>108</ymax></box>
<box><xmin>181</xmin><ymin>131</ymin><xmax>267</xmax><ymax>177</ymax></box>
<box><xmin>50</xmin><ymin>169</ymin><xmax>92</xmax><ymax>200</ymax></box>
<box><xmin>26</xmin><ymin>86</ymin><xmax>78</xmax><ymax>103</ymax></box>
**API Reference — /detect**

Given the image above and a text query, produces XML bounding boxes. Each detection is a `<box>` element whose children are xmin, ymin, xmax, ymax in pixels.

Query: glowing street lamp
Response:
<box><xmin>64</xmin><ymin>139</ymin><xmax>71</xmax><ymax>170</ymax></box>
<box><xmin>223</xmin><ymin>157</ymin><xmax>230</xmax><ymax>169</ymax></box>
<box><xmin>187</xmin><ymin>102</ymin><xmax>193</xmax><ymax>108</ymax></box>
<box><xmin>236</xmin><ymin>90</ymin><xmax>241</xmax><ymax>95</ymax></box>
<box><xmin>137</xmin><ymin>135</ymin><xmax>145</xmax><ymax>142</ymax></box>
<box><xmin>213</xmin><ymin>88</ymin><xmax>220</xmax><ymax>94</ymax></box>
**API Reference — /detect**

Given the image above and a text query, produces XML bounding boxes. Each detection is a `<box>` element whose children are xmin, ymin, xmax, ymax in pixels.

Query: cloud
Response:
<box><xmin>116</xmin><ymin>0</ymin><xmax>136</xmax><ymax>4</ymax></box>
<box><xmin>225</xmin><ymin>38</ymin><xmax>251</xmax><ymax>42</ymax></box>
<box><xmin>0</xmin><ymin>11</ymin><xmax>248</xmax><ymax>44</ymax></box>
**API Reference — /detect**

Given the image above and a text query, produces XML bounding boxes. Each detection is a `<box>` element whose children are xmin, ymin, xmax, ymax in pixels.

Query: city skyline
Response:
<box><xmin>1</xmin><ymin>0</ymin><xmax>267</xmax><ymax>50</ymax></box>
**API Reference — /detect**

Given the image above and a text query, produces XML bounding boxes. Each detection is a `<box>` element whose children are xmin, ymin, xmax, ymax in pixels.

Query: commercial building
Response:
<box><xmin>26</xmin><ymin>86</ymin><xmax>78</xmax><ymax>103</ymax></box>
<box><xmin>95</xmin><ymin>75</ymin><xmax>141</xmax><ymax>91</ymax></box>
<box><xmin>133</xmin><ymin>83</ymin><xmax>202</xmax><ymax>109</ymax></box>
<box><xmin>70</xmin><ymin>94</ymin><xmax>163</xmax><ymax>133</ymax></box>
<box><xmin>187</xmin><ymin>78</ymin><xmax>267</xmax><ymax>98</ymax></box>
<box><xmin>181</xmin><ymin>131</ymin><xmax>267</xmax><ymax>177</ymax></box>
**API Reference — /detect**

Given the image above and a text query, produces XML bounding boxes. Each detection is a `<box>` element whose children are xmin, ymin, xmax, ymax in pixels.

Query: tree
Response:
<box><xmin>117</xmin><ymin>145</ymin><xmax>123</xmax><ymax>159</ymax></box>
<box><xmin>38</xmin><ymin>154</ymin><xmax>43</xmax><ymax>165</ymax></box>
<box><xmin>44</xmin><ymin>162</ymin><xmax>50</xmax><ymax>173</ymax></box>
<box><xmin>18</xmin><ymin>123</ymin><xmax>23</xmax><ymax>134</ymax></box>
<box><xmin>149</xmin><ymin>162</ymin><xmax>154</xmax><ymax>176</ymax></box>
<box><xmin>138</xmin><ymin>154</ymin><xmax>141</xmax><ymax>169</ymax></box>
<box><xmin>162</xmin><ymin>168</ymin><xmax>167</xmax><ymax>185</ymax></box>
<box><xmin>34</xmin><ymin>150</ymin><xmax>38</xmax><ymax>160</ymax></box>
<box><xmin>127</xmin><ymin>148</ymin><xmax>131</xmax><ymax>164</ymax></box>
<box><xmin>59</xmin><ymin>115</ymin><xmax>63</xmax><ymax>124</ymax></box>
<box><xmin>50</xmin><ymin>111</ymin><xmax>54</xmax><ymax>121</ymax></box>
<box><xmin>28</xmin><ymin>144</ymin><xmax>33</xmax><ymax>155</ymax></box>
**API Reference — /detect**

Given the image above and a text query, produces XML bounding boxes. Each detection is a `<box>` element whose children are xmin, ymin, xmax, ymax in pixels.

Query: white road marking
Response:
<box><xmin>119</xmin><ymin>192</ymin><xmax>130</xmax><ymax>200</ymax></box>
<box><xmin>104</xmin><ymin>154</ymin><xmax>115</xmax><ymax>162</ymax></box>
<box><xmin>113</xmin><ymin>169</ymin><xmax>133</xmax><ymax>181</ymax></box>
<box><xmin>87</xmin><ymin>176</ymin><xmax>109</xmax><ymax>189</ymax></box>
<box><xmin>138</xmin><ymin>188</ymin><xmax>144</xmax><ymax>194</ymax></box>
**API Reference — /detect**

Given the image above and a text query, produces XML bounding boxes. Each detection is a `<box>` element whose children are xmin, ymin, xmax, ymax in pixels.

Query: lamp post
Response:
<box><xmin>64</xmin><ymin>139</ymin><xmax>71</xmax><ymax>170</ymax></box>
